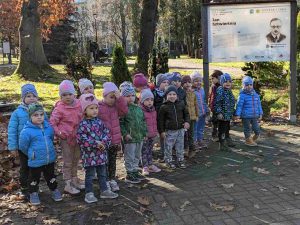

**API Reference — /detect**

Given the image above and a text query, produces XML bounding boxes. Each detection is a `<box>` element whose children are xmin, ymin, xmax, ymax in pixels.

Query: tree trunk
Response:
<box><xmin>136</xmin><ymin>0</ymin><xmax>158</xmax><ymax>74</ymax></box>
<box><xmin>119</xmin><ymin>1</ymin><xmax>127</xmax><ymax>54</ymax></box>
<box><xmin>15</xmin><ymin>0</ymin><xmax>52</xmax><ymax>80</ymax></box>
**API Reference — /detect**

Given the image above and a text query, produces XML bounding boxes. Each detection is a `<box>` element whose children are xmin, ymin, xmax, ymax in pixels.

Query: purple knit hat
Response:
<box><xmin>103</xmin><ymin>82</ymin><xmax>118</xmax><ymax>96</ymax></box>
<box><xmin>59</xmin><ymin>80</ymin><xmax>76</xmax><ymax>97</ymax></box>
<box><xmin>78</xmin><ymin>78</ymin><xmax>94</xmax><ymax>94</ymax></box>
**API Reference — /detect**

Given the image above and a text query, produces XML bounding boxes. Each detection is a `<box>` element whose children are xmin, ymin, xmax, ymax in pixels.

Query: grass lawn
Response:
<box><xmin>0</xmin><ymin>63</ymin><xmax>289</xmax><ymax>114</ymax></box>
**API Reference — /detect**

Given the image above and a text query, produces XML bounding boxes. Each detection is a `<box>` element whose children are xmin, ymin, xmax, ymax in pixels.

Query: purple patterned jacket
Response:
<box><xmin>76</xmin><ymin>117</ymin><xmax>111</xmax><ymax>167</ymax></box>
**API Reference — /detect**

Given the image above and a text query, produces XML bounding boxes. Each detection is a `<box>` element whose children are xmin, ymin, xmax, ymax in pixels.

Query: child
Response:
<box><xmin>98</xmin><ymin>82</ymin><xmax>128</xmax><ymax>191</ymax></box>
<box><xmin>182</xmin><ymin>76</ymin><xmax>199</xmax><ymax>158</ymax></box>
<box><xmin>158</xmin><ymin>85</ymin><xmax>190</xmax><ymax>169</ymax></box>
<box><xmin>208</xmin><ymin>70</ymin><xmax>223</xmax><ymax>141</ymax></box>
<box><xmin>78</xmin><ymin>78</ymin><xmax>94</xmax><ymax>95</ymax></box>
<box><xmin>133</xmin><ymin>73</ymin><xmax>148</xmax><ymax>93</ymax></box>
<box><xmin>153</xmin><ymin>73</ymin><xmax>169</xmax><ymax>160</ymax></box>
<box><xmin>169</xmin><ymin>72</ymin><xmax>186</xmax><ymax>104</ymax></box>
<box><xmin>50</xmin><ymin>80</ymin><xmax>84</xmax><ymax>195</ymax></box>
<box><xmin>215</xmin><ymin>73</ymin><xmax>236</xmax><ymax>151</ymax></box>
<box><xmin>19</xmin><ymin>103</ymin><xmax>62</xmax><ymax>205</ymax></box>
<box><xmin>119</xmin><ymin>82</ymin><xmax>147</xmax><ymax>184</ymax></box>
<box><xmin>190</xmin><ymin>71</ymin><xmax>209</xmax><ymax>149</ymax></box>
<box><xmin>139</xmin><ymin>89</ymin><xmax>161</xmax><ymax>175</ymax></box>
<box><xmin>77</xmin><ymin>94</ymin><xmax>118</xmax><ymax>203</ymax></box>
<box><xmin>235</xmin><ymin>76</ymin><xmax>263</xmax><ymax>146</ymax></box>
<box><xmin>8</xmin><ymin>83</ymin><xmax>39</xmax><ymax>197</ymax></box>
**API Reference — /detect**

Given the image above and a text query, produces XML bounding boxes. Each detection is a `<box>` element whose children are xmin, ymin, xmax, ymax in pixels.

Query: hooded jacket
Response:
<box><xmin>140</xmin><ymin>104</ymin><xmax>158</xmax><ymax>138</ymax></box>
<box><xmin>98</xmin><ymin>96</ymin><xmax>128</xmax><ymax>145</ymax></box>
<box><xmin>215</xmin><ymin>87</ymin><xmax>235</xmax><ymax>121</ymax></box>
<box><xmin>158</xmin><ymin>100</ymin><xmax>190</xmax><ymax>133</ymax></box>
<box><xmin>19</xmin><ymin>120</ymin><xmax>56</xmax><ymax>168</ymax></box>
<box><xmin>235</xmin><ymin>89</ymin><xmax>263</xmax><ymax>119</ymax></box>
<box><xmin>50</xmin><ymin>99</ymin><xmax>82</xmax><ymax>146</ymax></box>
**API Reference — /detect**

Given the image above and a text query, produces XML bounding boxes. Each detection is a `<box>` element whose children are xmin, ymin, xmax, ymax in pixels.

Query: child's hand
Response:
<box><xmin>183</xmin><ymin>122</ymin><xmax>190</xmax><ymax>130</ymax></box>
<box><xmin>160</xmin><ymin>132</ymin><xmax>166</xmax><ymax>139</ymax></box>
<box><xmin>114</xmin><ymin>90</ymin><xmax>121</xmax><ymax>99</ymax></box>
<box><xmin>217</xmin><ymin>113</ymin><xmax>224</xmax><ymax>120</ymax></box>
<box><xmin>125</xmin><ymin>134</ymin><xmax>132</xmax><ymax>141</ymax></box>
<box><xmin>58</xmin><ymin>131</ymin><xmax>67</xmax><ymax>140</ymax></box>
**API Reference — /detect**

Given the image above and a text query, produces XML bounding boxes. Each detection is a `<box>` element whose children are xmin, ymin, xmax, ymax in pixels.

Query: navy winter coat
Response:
<box><xmin>19</xmin><ymin>120</ymin><xmax>56</xmax><ymax>168</ymax></box>
<box><xmin>235</xmin><ymin>89</ymin><xmax>263</xmax><ymax>119</ymax></box>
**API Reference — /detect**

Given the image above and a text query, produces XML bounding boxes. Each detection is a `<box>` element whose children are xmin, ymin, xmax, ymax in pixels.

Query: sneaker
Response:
<box><xmin>245</xmin><ymin>137</ymin><xmax>257</xmax><ymax>146</ymax></box>
<box><xmin>30</xmin><ymin>192</ymin><xmax>41</xmax><ymax>205</ymax></box>
<box><xmin>85</xmin><ymin>192</ymin><xmax>98</xmax><ymax>203</ymax></box>
<box><xmin>166</xmin><ymin>161</ymin><xmax>176</xmax><ymax>169</ymax></box>
<box><xmin>149</xmin><ymin>165</ymin><xmax>161</xmax><ymax>173</ymax></box>
<box><xmin>72</xmin><ymin>177</ymin><xmax>85</xmax><ymax>190</ymax></box>
<box><xmin>125</xmin><ymin>173</ymin><xmax>141</xmax><ymax>184</ymax></box>
<box><xmin>52</xmin><ymin>189</ymin><xmax>62</xmax><ymax>202</ymax></box>
<box><xmin>106</xmin><ymin>181</ymin><xmax>112</xmax><ymax>191</ymax></box>
<box><xmin>178</xmin><ymin>161</ymin><xmax>186</xmax><ymax>169</ymax></box>
<box><xmin>134</xmin><ymin>171</ymin><xmax>146</xmax><ymax>181</ymax></box>
<box><xmin>109</xmin><ymin>180</ymin><xmax>120</xmax><ymax>192</ymax></box>
<box><xmin>142</xmin><ymin>167</ymin><xmax>150</xmax><ymax>176</ymax></box>
<box><xmin>212</xmin><ymin>134</ymin><xmax>218</xmax><ymax>142</ymax></box>
<box><xmin>64</xmin><ymin>180</ymin><xmax>80</xmax><ymax>195</ymax></box>
<box><xmin>253</xmin><ymin>134</ymin><xmax>260</xmax><ymax>142</ymax></box>
<box><xmin>100</xmin><ymin>190</ymin><xmax>119</xmax><ymax>199</ymax></box>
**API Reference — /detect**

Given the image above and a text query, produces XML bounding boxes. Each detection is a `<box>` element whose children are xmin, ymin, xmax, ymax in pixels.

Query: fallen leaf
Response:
<box><xmin>179</xmin><ymin>200</ymin><xmax>191</xmax><ymax>212</ymax></box>
<box><xmin>272</xmin><ymin>161</ymin><xmax>281</xmax><ymax>166</ymax></box>
<box><xmin>161</xmin><ymin>201</ymin><xmax>168</xmax><ymax>208</ymax></box>
<box><xmin>93</xmin><ymin>210</ymin><xmax>113</xmax><ymax>217</ymax></box>
<box><xmin>254</xmin><ymin>158</ymin><xmax>264</xmax><ymax>163</ymax></box>
<box><xmin>276</xmin><ymin>185</ymin><xmax>287</xmax><ymax>192</ymax></box>
<box><xmin>137</xmin><ymin>196</ymin><xmax>150</xmax><ymax>206</ymax></box>
<box><xmin>260</xmin><ymin>188</ymin><xmax>268</xmax><ymax>192</ymax></box>
<box><xmin>221</xmin><ymin>183</ymin><xmax>234</xmax><ymax>189</ymax></box>
<box><xmin>209</xmin><ymin>202</ymin><xmax>234</xmax><ymax>212</ymax></box>
<box><xmin>253</xmin><ymin>167</ymin><xmax>270</xmax><ymax>175</ymax></box>
<box><xmin>294</xmin><ymin>191</ymin><xmax>300</xmax><ymax>196</ymax></box>
<box><xmin>254</xmin><ymin>204</ymin><xmax>260</xmax><ymax>209</ymax></box>
<box><xmin>43</xmin><ymin>218</ymin><xmax>61</xmax><ymax>225</ymax></box>
<box><xmin>204</xmin><ymin>162</ymin><xmax>212</xmax><ymax>167</ymax></box>
<box><xmin>0</xmin><ymin>212</ymin><xmax>8</xmax><ymax>218</ymax></box>
<box><xmin>92</xmin><ymin>217</ymin><xmax>103</xmax><ymax>221</ymax></box>
<box><xmin>226</xmin><ymin>164</ymin><xmax>240</xmax><ymax>167</ymax></box>
<box><xmin>0</xmin><ymin>218</ymin><xmax>12</xmax><ymax>224</ymax></box>
<box><xmin>23</xmin><ymin>211</ymin><xmax>38</xmax><ymax>219</ymax></box>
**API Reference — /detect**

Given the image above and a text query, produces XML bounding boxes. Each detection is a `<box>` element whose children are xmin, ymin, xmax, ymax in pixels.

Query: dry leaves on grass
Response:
<box><xmin>179</xmin><ymin>201</ymin><xmax>191</xmax><ymax>212</ymax></box>
<box><xmin>294</xmin><ymin>191</ymin><xmax>300</xmax><ymax>196</ymax></box>
<box><xmin>137</xmin><ymin>196</ymin><xmax>150</xmax><ymax>206</ymax></box>
<box><xmin>276</xmin><ymin>185</ymin><xmax>287</xmax><ymax>192</ymax></box>
<box><xmin>254</xmin><ymin>204</ymin><xmax>260</xmax><ymax>209</ymax></box>
<box><xmin>204</xmin><ymin>162</ymin><xmax>212</xmax><ymax>168</ymax></box>
<box><xmin>209</xmin><ymin>202</ymin><xmax>235</xmax><ymax>212</ymax></box>
<box><xmin>272</xmin><ymin>161</ymin><xmax>281</xmax><ymax>166</ymax></box>
<box><xmin>93</xmin><ymin>210</ymin><xmax>113</xmax><ymax>217</ymax></box>
<box><xmin>43</xmin><ymin>218</ymin><xmax>61</xmax><ymax>225</ymax></box>
<box><xmin>0</xmin><ymin>218</ymin><xmax>12</xmax><ymax>224</ymax></box>
<box><xmin>161</xmin><ymin>202</ymin><xmax>168</xmax><ymax>208</ymax></box>
<box><xmin>23</xmin><ymin>211</ymin><xmax>38</xmax><ymax>219</ymax></box>
<box><xmin>221</xmin><ymin>183</ymin><xmax>234</xmax><ymax>189</ymax></box>
<box><xmin>253</xmin><ymin>167</ymin><xmax>270</xmax><ymax>175</ymax></box>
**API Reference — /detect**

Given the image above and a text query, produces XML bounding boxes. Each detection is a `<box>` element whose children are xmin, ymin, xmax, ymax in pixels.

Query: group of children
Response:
<box><xmin>7</xmin><ymin>70</ymin><xmax>263</xmax><ymax>205</ymax></box>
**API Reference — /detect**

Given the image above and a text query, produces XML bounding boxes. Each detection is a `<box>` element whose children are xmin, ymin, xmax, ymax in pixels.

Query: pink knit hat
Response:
<box><xmin>79</xmin><ymin>93</ymin><xmax>98</xmax><ymax>112</ymax></box>
<box><xmin>103</xmin><ymin>82</ymin><xmax>118</xmax><ymax>96</ymax></box>
<box><xmin>59</xmin><ymin>80</ymin><xmax>76</xmax><ymax>97</ymax></box>
<box><xmin>133</xmin><ymin>73</ymin><xmax>148</xmax><ymax>88</ymax></box>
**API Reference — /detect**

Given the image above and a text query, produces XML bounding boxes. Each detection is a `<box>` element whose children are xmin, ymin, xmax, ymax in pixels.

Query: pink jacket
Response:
<box><xmin>140</xmin><ymin>104</ymin><xmax>158</xmax><ymax>138</ymax></box>
<box><xmin>50</xmin><ymin>99</ymin><xmax>82</xmax><ymax>146</ymax></box>
<box><xmin>98</xmin><ymin>96</ymin><xmax>128</xmax><ymax>144</ymax></box>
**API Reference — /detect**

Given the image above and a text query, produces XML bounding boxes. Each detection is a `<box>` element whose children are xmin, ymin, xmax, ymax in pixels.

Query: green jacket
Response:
<box><xmin>120</xmin><ymin>104</ymin><xmax>147</xmax><ymax>143</ymax></box>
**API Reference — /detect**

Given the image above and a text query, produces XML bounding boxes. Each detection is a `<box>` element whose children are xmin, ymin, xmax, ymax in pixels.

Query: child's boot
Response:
<box><xmin>30</xmin><ymin>192</ymin><xmax>41</xmax><ymax>205</ymax></box>
<box><xmin>72</xmin><ymin>177</ymin><xmax>85</xmax><ymax>190</ymax></box>
<box><xmin>64</xmin><ymin>180</ymin><xmax>80</xmax><ymax>194</ymax></box>
<box><xmin>253</xmin><ymin>134</ymin><xmax>260</xmax><ymax>142</ymax></box>
<box><xmin>245</xmin><ymin>137</ymin><xmax>257</xmax><ymax>146</ymax></box>
<box><xmin>219</xmin><ymin>141</ymin><xmax>229</xmax><ymax>151</ymax></box>
<box><xmin>52</xmin><ymin>189</ymin><xmax>63</xmax><ymax>202</ymax></box>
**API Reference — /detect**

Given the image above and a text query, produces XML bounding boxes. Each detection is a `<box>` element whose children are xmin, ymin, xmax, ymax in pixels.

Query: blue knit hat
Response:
<box><xmin>242</xmin><ymin>76</ymin><xmax>253</xmax><ymax>86</ymax></box>
<box><xmin>164</xmin><ymin>85</ymin><xmax>178</xmax><ymax>96</ymax></box>
<box><xmin>120</xmin><ymin>81</ymin><xmax>136</xmax><ymax>96</ymax></box>
<box><xmin>156</xmin><ymin>73</ymin><xmax>169</xmax><ymax>87</ymax></box>
<box><xmin>170</xmin><ymin>72</ymin><xmax>182</xmax><ymax>83</ymax></box>
<box><xmin>220</xmin><ymin>73</ymin><xmax>232</xmax><ymax>85</ymax></box>
<box><xmin>21</xmin><ymin>84</ymin><xmax>38</xmax><ymax>100</ymax></box>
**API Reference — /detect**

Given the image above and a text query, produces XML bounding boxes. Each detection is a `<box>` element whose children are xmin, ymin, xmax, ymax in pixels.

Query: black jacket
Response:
<box><xmin>177</xmin><ymin>87</ymin><xmax>187</xmax><ymax>105</ymax></box>
<box><xmin>158</xmin><ymin>100</ymin><xmax>190</xmax><ymax>133</ymax></box>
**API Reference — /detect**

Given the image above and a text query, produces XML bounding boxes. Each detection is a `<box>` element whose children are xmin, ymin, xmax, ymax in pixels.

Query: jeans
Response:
<box><xmin>18</xmin><ymin>150</ymin><xmax>29</xmax><ymax>193</ymax></box>
<box><xmin>124</xmin><ymin>142</ymin><xmax>143</xmax><ymax>173</ymax></box>
<box><xmin>164</xmin><ymin>129</ymin><xmax>185</xmax><ymax>162</ymax></box>
<box><xmin>242</xmin><ymin>118</ymin><xmax>260</xmax><ymax>138</ymax></box>
<box><xmin>218</xmin><ymin>120</ymin><xmax>230</xmax><ymax>143</ymax></box>
<box><xmin>194</xmin><ymin>115</ymin><xmax>206</xmax><ymax>141</ymax></box>
<box><xmin>28</xmin><ymin>163</ymin><xmax>57</xmax><ymax>193</ymax></box>
<box><xmin>85</xmin><ymin>165</ymin><xmax>108</xmax><ymax>193</ymax></box>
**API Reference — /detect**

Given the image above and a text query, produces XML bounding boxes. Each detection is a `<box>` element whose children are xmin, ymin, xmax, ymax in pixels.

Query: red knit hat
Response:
<box><xmin>133</xmin><ymin>73</ymin><xmax>148</xmax><ymax>88</ymax></box>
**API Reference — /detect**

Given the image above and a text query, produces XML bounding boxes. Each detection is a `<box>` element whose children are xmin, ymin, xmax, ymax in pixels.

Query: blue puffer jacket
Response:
<box><xmin>19</xmin><ymin>120</ymin><xmax>56</xmax><ymax>168</ymax></box>
<box><xmin>194</xmin><ymin>88</ymin><xmax>209</xmax><ymax>117</ymax></box>
<box><xmin>8</xmin><ymin>103</ymin><xmax>48</xmax><ymax>151</ymax></box>
<box><xmin>235</xmin><ymin>89</ymin><xmax>263</xmax><ymax>119</ymax></box>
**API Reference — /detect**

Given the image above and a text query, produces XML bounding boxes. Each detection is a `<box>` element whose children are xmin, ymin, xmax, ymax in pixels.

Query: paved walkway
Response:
<box><xmin>1</xmin><ymin>122</ymin><xmax>300</xmax><ymax>225</ymax></box>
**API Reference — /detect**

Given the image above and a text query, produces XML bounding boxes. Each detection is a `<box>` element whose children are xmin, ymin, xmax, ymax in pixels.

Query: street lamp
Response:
<box><xmin>93</xmin><ymin>13</ymin><xmax>98</xmax><ymax>44</ymax></box>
